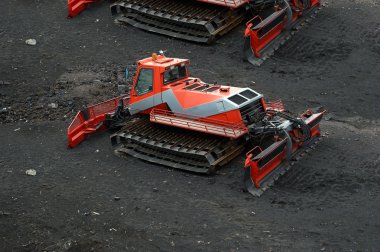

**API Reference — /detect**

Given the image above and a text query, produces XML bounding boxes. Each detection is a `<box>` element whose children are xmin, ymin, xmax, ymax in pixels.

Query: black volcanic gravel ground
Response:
<box><xmin>0</xmin><ymin>0</ymin><xmax>379</xmax><ymax>251</ymax></box>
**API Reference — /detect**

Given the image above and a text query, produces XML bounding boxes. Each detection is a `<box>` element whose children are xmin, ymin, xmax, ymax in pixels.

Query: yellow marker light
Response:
<box><xmin>152</xmin><ymin>53</ymin><xmax>157</xmax><ymax>61</ymax></box>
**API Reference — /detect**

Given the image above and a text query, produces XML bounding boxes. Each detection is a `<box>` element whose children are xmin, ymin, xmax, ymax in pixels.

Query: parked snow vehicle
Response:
<box><xmin>67</xmin><ymin>0</ymin><xmax>321</xmax><ymax>66</ymax></box>
<box><xmin>68</xmin><ymin>54</ymin><xmax>324</xmax><ymax>196</ymax></box>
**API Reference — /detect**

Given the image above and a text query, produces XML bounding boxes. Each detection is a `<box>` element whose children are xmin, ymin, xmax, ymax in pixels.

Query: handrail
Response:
<box><xmin>151</xmin><ymin>109</ymin><xmax>247</xmax><ymax>130</ymax></box>
<box><xmin>197</xmin><ymin>0</ymin><xmax>249</xmax><ymax>8</ymax></box>
<box><xmin>150</xmin><ymin>108</ymin><xmax>248</xmax><ymax>138</ymax></box>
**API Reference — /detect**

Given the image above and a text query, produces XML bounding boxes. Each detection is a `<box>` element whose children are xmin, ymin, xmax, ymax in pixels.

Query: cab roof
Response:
<box><xmin>138</xmin><ymin>54</ymin><xmax>190</xmax><ymax>69</ymax></box>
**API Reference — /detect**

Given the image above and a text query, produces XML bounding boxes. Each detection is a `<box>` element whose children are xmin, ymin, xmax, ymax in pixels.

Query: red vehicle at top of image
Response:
<box><xmin>67</xmin><ymin>0</ymin><xmax>321</xmax><ymax>66</ymax></box>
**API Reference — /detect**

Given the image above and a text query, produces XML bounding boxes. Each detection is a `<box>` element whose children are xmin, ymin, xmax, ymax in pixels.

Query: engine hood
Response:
<box><xmin>162</xmin><ymin>78</ymin><xmax>263</xmax><ymax>117</ymax></box>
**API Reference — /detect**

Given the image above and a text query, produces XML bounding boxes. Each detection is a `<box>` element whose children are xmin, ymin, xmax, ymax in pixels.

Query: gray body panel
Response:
<box><xmin>129</xmin><ymin>87</ymin><xmax>263</xmax><ymax>117</ymax></box>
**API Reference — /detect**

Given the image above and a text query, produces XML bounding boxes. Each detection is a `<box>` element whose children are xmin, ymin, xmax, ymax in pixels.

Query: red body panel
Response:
<box><xmin>205</xmin><ymin>109</ymin><xmax>243</xmax><ymax>123</ymax></box>
<box><xmin>67</xmin><ymin>0</ymin><xmax>99</xmax><ymax>18</ymax></box>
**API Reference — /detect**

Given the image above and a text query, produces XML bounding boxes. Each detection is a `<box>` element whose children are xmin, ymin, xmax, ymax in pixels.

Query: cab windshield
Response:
<box><xmin>164</xmin><ymin>65</ymin><xmax>187</xmax><ymax>84</ymax></box>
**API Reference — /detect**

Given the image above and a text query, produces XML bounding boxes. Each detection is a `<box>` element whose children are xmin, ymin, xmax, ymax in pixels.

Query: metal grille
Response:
<box><xmin>204</xmin><ymin>86</ymin><xmax>220</xmax><ymax>92</ymax></box>
<box><xmin>184</xmin><ymin>83</ymin><xmax>201</xmax><ymax>90</ymax></box>
<box><xmin>228</xmin><ymin>94</ymin><xmax>248</xmax><ymax>105</ymax></box>
<box><xmin>239</xmin><ymin>98</ymin><xmax>265</xmax><ymax>124</ymax></box>
<box><xmin>193</xmin><ymin>85</ymin><xmax>210</xmax><ymax>91</ymax></box>
<box><xmin>239</xmin><ymin>89</ymin><xmax>258</xmax><ymax>99</ymax></box>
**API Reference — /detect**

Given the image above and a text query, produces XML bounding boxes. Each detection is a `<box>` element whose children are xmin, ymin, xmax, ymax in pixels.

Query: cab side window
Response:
<box><xmin>134</xmin><ymin>68</ymin><xmax>153</xmax><ymax>96</ymax></box>
<box><xmin>164</xmin><ymin>65</ymin><xmax>186</xmax><ymax>84</ymax></box>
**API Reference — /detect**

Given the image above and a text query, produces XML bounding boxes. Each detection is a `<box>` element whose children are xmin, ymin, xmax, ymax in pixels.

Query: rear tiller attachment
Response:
<box><xmin>243</xmin><ymin>108</ymin><xmax>324</xmax><ymax>196</ymax></box>
<box><xmin>243</xmin><ymin>0</ymin><xmax>320</xmax><ymax>66</ymax></box>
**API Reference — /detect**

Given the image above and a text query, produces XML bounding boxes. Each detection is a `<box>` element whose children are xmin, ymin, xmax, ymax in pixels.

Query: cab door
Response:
<box><xmin>129</xmin><ymin>67</ymin><xmax>154</xmax><ymax>115</ymax></box>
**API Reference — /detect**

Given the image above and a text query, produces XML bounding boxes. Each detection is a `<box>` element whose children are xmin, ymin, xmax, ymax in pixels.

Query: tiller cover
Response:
<box><xmin>244</xmin><ymin>0</ymin><xmax>321</xmax><ymax>66</ymax></box>
<box><xmin>244</xmin><ymin>108</ymin><xmax>324</xmax><ymax>196</ymax></box>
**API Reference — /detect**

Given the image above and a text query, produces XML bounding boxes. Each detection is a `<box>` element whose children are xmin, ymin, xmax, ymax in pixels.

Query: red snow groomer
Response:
<box><xmin>67</xmin><ymin>0</ymin><xmax>321</xmax><ymax>66</ymax></box>
<box><xmin>68</xmin><ymin>54</ymin><xmax>324</xmax><ymax>196</ymax></box>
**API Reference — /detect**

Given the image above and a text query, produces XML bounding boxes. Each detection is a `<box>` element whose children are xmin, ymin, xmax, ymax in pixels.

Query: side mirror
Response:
<box><xmin>125</xmin><ymin>68</ymin><xmax>129</xmax><ymax>80</ymax></box>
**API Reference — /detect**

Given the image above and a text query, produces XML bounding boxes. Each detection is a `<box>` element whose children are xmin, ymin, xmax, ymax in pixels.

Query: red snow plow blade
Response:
<box><xmin>67</xmin><ymin>95</ymin><xmax>129</xmax><ymax>148</ymax></box>
<box><xmin>67</xmin><ymin>0</ymin><xmax>100</xmax><ymax>18</ymax></box>
<box><xmin>243</xmin><ymin>0</ymin><xmax>320</xmax><ymax>66</ymax></box>
<box><xmin>243</xmin><ymin>109</ymin><xmax>324</xmax><ymax>196</ymax></box>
